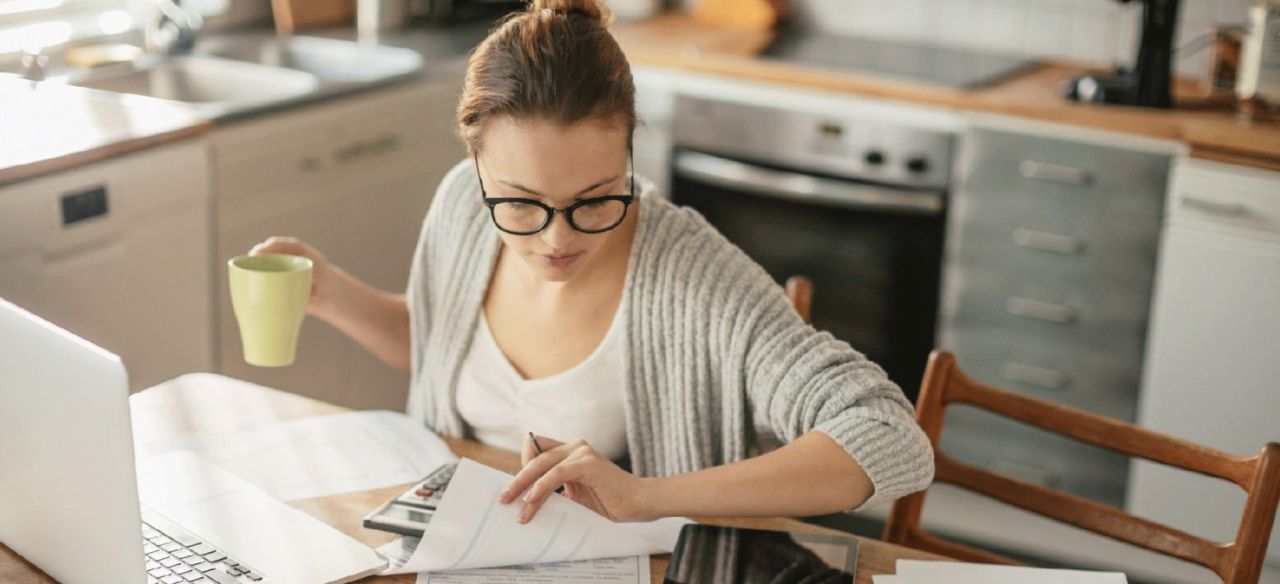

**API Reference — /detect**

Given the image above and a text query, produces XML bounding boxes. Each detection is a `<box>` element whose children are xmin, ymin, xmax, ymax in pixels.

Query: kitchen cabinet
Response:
<box><xmin>938</xmin><ymin>117</ymin><xmax>1176</xmax><ymax>507</ymax></box>
<box><xmin>213</xmin><ymin>78</ymin><xmax>467</xmax><ymax>411</ymax></box>
<box><xmin>0</xmin><ymin>140</ymin><xmax>213</xmax><ymax>391</ymax></box>
<box><xmin>1129</xmin><ymin>158</ymin><xmax>1280</xmax><ymax>571</ymax></box>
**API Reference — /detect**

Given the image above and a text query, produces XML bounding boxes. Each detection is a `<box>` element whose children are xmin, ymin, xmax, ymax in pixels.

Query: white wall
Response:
<box><xmin>788</xmin><ymin>0</ymin><xmax>1254</xmax><ymax>82</ymax></box>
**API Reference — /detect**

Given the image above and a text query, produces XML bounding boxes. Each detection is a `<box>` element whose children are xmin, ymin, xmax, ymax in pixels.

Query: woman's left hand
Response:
<box><xmin>499</xmin><ymin>435</ymin><xmax>654</xmax><ymax>524</ymax></box>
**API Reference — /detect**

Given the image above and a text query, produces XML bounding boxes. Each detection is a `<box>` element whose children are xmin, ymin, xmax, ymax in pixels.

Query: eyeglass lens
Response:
<box><xmin>491</xmin><ymin>198</ymin><xmax>628</xmax><ymax>234</ymax></box>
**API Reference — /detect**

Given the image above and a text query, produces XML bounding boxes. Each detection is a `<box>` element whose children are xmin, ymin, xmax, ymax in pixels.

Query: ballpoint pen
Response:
<box><xmin>529</xmin><ymin>431</ymin><xmax>545</xmax><ymax>456</ymax></box>
<box><xmin>527</xmin><ymin>432</ymin><xmax>564</xmax><ymax>494</ymax></box>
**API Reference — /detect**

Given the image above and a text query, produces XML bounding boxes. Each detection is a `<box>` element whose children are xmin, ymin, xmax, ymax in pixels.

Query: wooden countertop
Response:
<box><xmin>0</xmin><ymin>77</ymin><xmax>211</xmax><ymax>187</ymax></box>
<box><xmin>612</xmin><ymin>13</ymin><xmax>1280</xmax><ymax>171</ymax></box>
<box><xmin>0</xmin><ymin>373</ymin><xmax>946</xmax><ymax>583</ymax></box>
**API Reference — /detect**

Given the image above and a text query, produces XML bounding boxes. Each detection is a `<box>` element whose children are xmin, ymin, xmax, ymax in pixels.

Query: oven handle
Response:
<box><xmin>673</xmin><ymin>151</ymin><xmax>944</xmax><ymax>215</ymax></box>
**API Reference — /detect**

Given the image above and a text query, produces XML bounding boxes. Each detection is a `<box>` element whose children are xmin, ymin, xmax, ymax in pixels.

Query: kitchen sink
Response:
<box><xmin>198</xmin><ymin>35</ymin><xmax>422</xmax><ymax>84</ymax></box>
<box><xmin>71</xmin><ymin>56</ymin><xmax>320</xmax><ymax>106</ymax></box>
<box><xmin>51</xmin><ymin>33</ymin><xmax>424</xmax><ymax>120</ymax></box>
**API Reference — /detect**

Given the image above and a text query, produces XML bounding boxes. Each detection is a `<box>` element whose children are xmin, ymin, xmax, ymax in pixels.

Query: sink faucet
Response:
<box><xmin>20</xmin><ymin>48</ymin><xmax>48</xmax><ymax>81</ymax></box>
<box><xmin>145</xmin><ymin>0</ymin><xmax>204</xmax><ymax>55</ymax></box>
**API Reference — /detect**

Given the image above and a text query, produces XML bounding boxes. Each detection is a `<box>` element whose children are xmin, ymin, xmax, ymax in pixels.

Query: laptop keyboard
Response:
<box><xmin>141</xmin><ymin>509</ymin><xmax>266</xmax><ymax>584</ymax></box>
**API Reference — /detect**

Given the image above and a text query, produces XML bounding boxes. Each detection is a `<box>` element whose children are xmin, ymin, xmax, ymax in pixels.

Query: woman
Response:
<box><xmin>249</xmin><ymin>0</ymin><xmax>933</xmax><ymax>525</ymax></box>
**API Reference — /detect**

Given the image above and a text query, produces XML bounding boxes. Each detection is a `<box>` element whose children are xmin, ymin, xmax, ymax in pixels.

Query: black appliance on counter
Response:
<box><xmin>668</xmin><ymin>94</ymin><xmax>956</xmax><ymax>401</ymax></box>
<box><xmin>1064</xmin><ymin>0</ymin><xmax>1182</xmax><ymax>107</ymax></box>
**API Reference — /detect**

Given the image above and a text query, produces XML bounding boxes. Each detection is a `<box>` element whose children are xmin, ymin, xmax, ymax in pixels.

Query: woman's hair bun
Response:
<box><xmin>528</xmin><ymin>0</ymin><xmax>611</xmax><ymax>25</ymax></box>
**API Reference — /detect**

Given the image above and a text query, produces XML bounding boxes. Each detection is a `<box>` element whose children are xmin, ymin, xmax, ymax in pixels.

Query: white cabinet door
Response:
<box><xmin>1130</xmin><ymin>159</ymin><xmax>1280</xmax><ymax>574</ymax></box>
<box><xmin>214</xmin><ymin>79</ymin><xmax>465</xmax><ymax>411</ymax></box>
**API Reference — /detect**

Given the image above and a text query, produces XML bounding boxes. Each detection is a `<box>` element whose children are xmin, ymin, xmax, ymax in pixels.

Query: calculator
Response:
<box><xmin>361</xmin><ymin>462</ymin><xmax>457</xmax><ymax>537</ymax></box>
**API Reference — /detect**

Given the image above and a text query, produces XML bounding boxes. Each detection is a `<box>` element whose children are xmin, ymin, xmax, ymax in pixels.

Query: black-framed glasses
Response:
<box><xmin>475</xmin><ymin>151</ymin><xmax>636</xmax><ymax>236</ymax></box>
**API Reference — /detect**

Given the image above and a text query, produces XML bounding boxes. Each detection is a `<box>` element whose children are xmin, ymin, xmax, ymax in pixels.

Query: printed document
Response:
<box><xmin>384</xmin><ymin>458</ymin><xmax>688</xmax><ymax>574</ymax></box>
<box><xmin>378</xmin><ymin>537</ymin><xmax>651</xmax><ymax>583</ymax></box>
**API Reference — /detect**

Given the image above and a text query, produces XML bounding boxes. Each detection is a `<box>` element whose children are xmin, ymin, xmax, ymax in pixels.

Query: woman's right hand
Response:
<box><xmin>248</xmin><ymin>236</ymin><xmax>339</xmax><ymax>317</ymax></box>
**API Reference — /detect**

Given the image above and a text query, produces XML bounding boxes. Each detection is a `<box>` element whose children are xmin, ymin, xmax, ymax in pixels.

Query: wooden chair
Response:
<box><xmin>884</xmin><ymin>350</ymin><xmax>1280</xmax><ymax>583</ymax></box>
<box><xmin>785</xmin><ymin>276</ymin><xmax>813</xmax><ymax>324</ymax></box>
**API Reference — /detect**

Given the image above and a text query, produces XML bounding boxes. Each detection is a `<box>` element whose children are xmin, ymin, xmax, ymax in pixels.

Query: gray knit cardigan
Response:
<box><xmin>406</xmin><ymin>159</ymin><xmax>934</xmax><ymax>510</ymax></box>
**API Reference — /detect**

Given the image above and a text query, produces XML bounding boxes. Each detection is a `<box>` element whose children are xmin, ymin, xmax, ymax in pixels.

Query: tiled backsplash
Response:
<box><xmin>790</xmin><ymin>0</ymin><xmax>1255</xmax><ymax>81</ymax></box>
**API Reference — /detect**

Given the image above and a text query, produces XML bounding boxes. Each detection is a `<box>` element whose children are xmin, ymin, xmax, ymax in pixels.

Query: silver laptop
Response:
<box><xmin>0</xmin><ymin>297</ymin><xmax>387</xmax><ymax>584</ymax></box>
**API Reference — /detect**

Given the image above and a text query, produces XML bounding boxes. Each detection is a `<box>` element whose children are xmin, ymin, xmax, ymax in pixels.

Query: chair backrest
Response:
<box><xmin>884</xmin><ymin>350</ymin><xmax>1280</xmax><ymax>583</ymax></box>
<box><xmin>785</xmin><ymin>276</ymin><xmax>813</xmax><ymax>324</ymax></box>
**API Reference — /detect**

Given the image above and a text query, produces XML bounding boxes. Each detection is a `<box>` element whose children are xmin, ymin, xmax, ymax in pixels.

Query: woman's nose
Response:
<box><xmin>540</xmin><ymin>212</ymin><xmax>576</xmax><ymax>250</ymax></box>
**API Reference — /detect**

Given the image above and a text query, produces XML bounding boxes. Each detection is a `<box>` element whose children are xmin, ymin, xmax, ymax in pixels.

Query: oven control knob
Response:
<box><xmin>906</xmin><ymin>157</ymin><xmax>930</xmax><ymax>174</ymax></box>
<box><xmin>864</xmin><ymin>150</ymin><xmax>886</xmax><ymax>166</ymax></box>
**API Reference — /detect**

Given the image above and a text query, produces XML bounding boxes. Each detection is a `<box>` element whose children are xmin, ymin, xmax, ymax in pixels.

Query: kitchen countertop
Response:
<box><xmin>9</xmin><ymin>12</ymin><xmax>1278</xmax><ymax>187</ymax></box>
<box><xmin>611</xmin><ymin>13</ymin><xmax>1280</xmax><ymax>171</ymax></box>
<box><xmin>0</xmin><ymin>22</ymin><xmax>486</xmax><ymax>188</ymax></box>
<box><xmin>0</xmin><ymin>78</ymin><xmax>212</xmax><ymax>186</ymax></box>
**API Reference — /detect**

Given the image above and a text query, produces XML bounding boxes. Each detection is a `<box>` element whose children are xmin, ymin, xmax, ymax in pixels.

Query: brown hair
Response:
<box><xmin>456</xmin><ymin>0</ymin><xmax>636</xmax><ymax>154</ymax></box>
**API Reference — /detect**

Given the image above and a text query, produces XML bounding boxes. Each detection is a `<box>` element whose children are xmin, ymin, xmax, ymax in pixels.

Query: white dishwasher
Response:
<box><xmin>0</xmin><ymin>140</ymin><xmax>214</xmax><ymax>391</ymax></box>
<box><xmin>1130</xmin><ymin>158</ymin><xmax>1280</xmax><ymax>578</ymax></box>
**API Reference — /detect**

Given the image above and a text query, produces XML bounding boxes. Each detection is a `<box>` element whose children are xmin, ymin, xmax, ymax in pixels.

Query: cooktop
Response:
<box><xmin>762</xmin><ymin>30</ymin><xmax>1039</xmax><ymax>90</ymax></box>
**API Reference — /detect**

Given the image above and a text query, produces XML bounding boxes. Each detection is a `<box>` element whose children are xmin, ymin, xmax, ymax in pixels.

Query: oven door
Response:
<box><xmin>670</xmin><ymin>149</ymin><xmax>946</xmax><ymax>400</ymax></box>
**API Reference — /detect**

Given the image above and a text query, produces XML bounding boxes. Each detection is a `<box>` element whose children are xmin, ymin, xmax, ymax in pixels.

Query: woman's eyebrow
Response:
<box><xmin>497</xmin><ymin>174</ymin><xmax>621</xmax><ymax>199</ymax></box>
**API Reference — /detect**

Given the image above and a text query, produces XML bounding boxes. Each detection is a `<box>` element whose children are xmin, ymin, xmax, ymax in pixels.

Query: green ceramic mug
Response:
<box><xmin>228</xmin><ymin>254</ymin><xmax>313</xmax><ymax>367</ymax></box>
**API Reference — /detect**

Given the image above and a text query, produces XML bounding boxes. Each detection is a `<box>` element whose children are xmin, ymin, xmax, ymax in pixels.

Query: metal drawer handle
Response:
<box><xmin>334</xmin><ymin>133</ymin><xmax>402</xmax><ymax>163</ymax></box>
<box><xmin>1019</xmin><ymin>160</ymin><xmax>1092</xmax><ymax>186</ymax></box>
<box><xmin>1179</xmin><ymin>195</ymin><xmax>1248</xmax><ymax>218</ymax></box>
<box><xmin>1012</xmin><ymin>228</ymin><xmax>1084</xmax><ymax>255</ymax></box>
<box><xmin>1006</xmin><ymin>296</ymin><xmax>1076</xmax><ymax>324</ymax></box>
<box><xmin>1000</xmin><ymin>361</ymin><xmax>1070</xmax><ymax>390</ymax></box>
<box><xmin>297</xmin><ymin>155</ymin><xmax>323</xmax><ymax>172</ymax></box>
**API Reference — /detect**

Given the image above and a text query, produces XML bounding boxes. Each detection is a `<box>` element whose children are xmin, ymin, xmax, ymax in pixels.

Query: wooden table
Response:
<box><xmin>0</xmin><ymin>373</ymin><xmax>944</xmax><ymax>583</ymax></box>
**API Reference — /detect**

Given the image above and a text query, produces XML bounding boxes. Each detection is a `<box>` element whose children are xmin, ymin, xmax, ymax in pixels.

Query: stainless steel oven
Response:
<box><xmin>668</xmin><ymin>95</ymin><xmax>955</xmax><ymax>400</ymax></box>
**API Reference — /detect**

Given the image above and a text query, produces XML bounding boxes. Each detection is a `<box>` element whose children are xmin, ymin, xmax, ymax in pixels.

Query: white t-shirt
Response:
<box><xmin>454</xmin><ymin>306</ymin><xmax>629</xmax><ymax>461</ymax></box>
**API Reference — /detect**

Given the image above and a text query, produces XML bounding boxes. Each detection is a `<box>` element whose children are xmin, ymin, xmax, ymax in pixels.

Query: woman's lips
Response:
<box><xmin>537</xmin><ymin>251</ymin><xmax>584</xmax><ymax>268</ymax></box>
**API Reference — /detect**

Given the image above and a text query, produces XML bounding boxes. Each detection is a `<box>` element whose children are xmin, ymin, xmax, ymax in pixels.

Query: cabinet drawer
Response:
<box><xmin>214</xmin><ymin>81</ymin><xmax>457</xmax><ymax>203</ymax></box>
<box><xmin>940</xmin><ymin>259</ymin><xmax>1153</xmax><ymax>356</ymax></box>
<box><xmin>940</xmin><ymin>408</ymin><xmax>1129</xmax><ymax>506</ymax></box>
<box><xmin>216</xmin><ymin>126</ymin><xmax>333</xmax><ymax>201</ymax></box>
<box><xmin>1168</xmin><ymin>158</ymin><xmax>1280</xmax><ymax>238</ymax></box>
<box><xmin>947</xmin><ymin>197</ymin><xmax>1161</xmax><ymax>289</ymax></box>
<box><xmin>939</xmin><ymin>323</ymin><xmax>1141</xmax><ymax>417</ymax></box>
<box><xmin>960</xmin><ymin>127</ymin><xmax>1171</xmax><ymax>213</ymax></box>
<box><xmin>328</xmin><ymin>104</ymin><xmax>433</xmax><ymax>172</ymax></box>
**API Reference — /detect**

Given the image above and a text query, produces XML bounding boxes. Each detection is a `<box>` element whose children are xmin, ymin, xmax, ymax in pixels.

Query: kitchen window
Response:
<box><xmin>0</xmin><ymin>0</ymin><xmax>131</xmax><ymax>56</ymax></box>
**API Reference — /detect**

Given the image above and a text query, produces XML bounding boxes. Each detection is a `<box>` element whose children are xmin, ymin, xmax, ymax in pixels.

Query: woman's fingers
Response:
<box><xmin>521</xmin><ymin>439</ymin><xmax>537</xmax><ymax>467</ymax></box>
<box><xmin>500</xmin><ymin>439</ymin><xmax>580</xmax><ymax>503</ymax></box>
<box><xmin>520</xmin><ymin>433</ymin><xmax>564</xmax><ymax>466</ymax></box>
<box><xmin>518</xmin><ymin>459</ymin><xmax>589</xmax><ymax>523</ymax></box>
<box><xmin>248</xmin><ymin>236</ymin><xmax>320</xmax><ymax>261</ymax></box>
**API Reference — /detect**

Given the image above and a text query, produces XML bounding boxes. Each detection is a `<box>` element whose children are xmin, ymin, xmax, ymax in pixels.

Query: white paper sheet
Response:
<box><xmin>384</xmin><ymin>458</ymin><xmax>689</xmax><ymax>574</ymax></box>
<box><xmin>379</xmin><ymin>537</ymin><xmax>651</xmax><ymax>583</ymax></box>
<box><xmin>416</xmin><ymin>556</ymin><xmax>651</xmax><ymax>584</ymax></box>
<box><xmin>895</xmin><ymin>560</ymin><xmax>1128</xmax><ymax>583</ymax></box>
<box><xmin>137</xmin><ymin>410</ymin><xmax>457</xmax><ymax>502</ymax></box>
